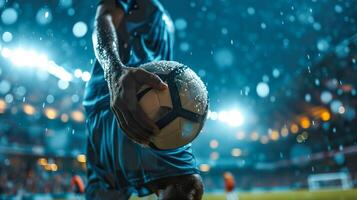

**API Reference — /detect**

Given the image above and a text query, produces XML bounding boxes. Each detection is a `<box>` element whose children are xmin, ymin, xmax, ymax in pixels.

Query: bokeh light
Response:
<box><xmin>236</xmin><ymin>131</ymin><xmax>245</xmax><ymax>140</ymax></box>
<box><xmin>231</xmin><ymin>148</ymin><xmax>242</xmax><ymax>157</ymax></box>
<box><xmin>36</xmin><ymin>7</ymin><xmax>53</xmax><ymax>25</ymax></box>
<box><xmin>59</xmin><ymin>0</ymin><xmax>72</xmax><ymax>8</ymax></box>
<box><xmin>260</xmin><ymin>135</ymin><xmax>269</xmax><ymax>144</ymax></box>
<box><xmin>0</xmin><ymin>80</ymin><xmax>11</xmax><ymax>94</ymax></box>
<box><xmin>1</xmin><ymin>8</ymin><xmax>18</xmax><ymax>25</ymax></box>
<box><xmin>281</xmin><ymin>126</ymin><xmax>289</xmax><ymax>137</ymax></box>
<box><xmin>209</xmin><ymin>139</ymin><xmax>219</xmax><ymax>149</ymax></box>
<box><xmin>269</xmin><ymin>130</ymin><xmax>280</xmax><ymax>141</ymax></box>
<box><xmin>320</xmin><ymin>91</ymin><xmax>333</xmax><ymax>104</ymax></box>
<box><xmin>290</xmin><ymin>123</ymin><xmax>299</xmax><ymax>134</ymax></box>
<box><xmin>2</xmin><ymin>31</ymin><xmax>13</xmax><ymax>42</ymax></box>
<box><xmin>72</xmin><ymin>21</ymin><xmax>88</xmax><ymax>38</ymax></box>
<box><xmin>300</xmin><ymin>117</ymin><xmax>311</xmax><ymax>129</ymax></box>
<box><xmin>44</xmin><ymin>108</ymin><xmax>57</xmax><ymax>119</ymax></box>
<box><xmin>256</xmin><ymin>82</ymin><xmax>270</xmax><ymax>98</ymax></box>
<box><xmin>61</xmin><ymin>113</ymin><xmax>69</xmax><ymax>122</ymax></box>
<box><xmin>210</xmin><ymin>151</ymin><xmax>219</xmax><ymax>160</ymax></box>
<box><xmin>71</xmin><ymin>110</ymin><xmax>85</xmax><ymax>122</ymax></box>
<box><xmin>77</xmin><ymin>154</ymin><xmax>86</xmax><ymax>163</ymax></box>
<box><xmin>213</xmin><ymin>48</ymin><xmax>233</xmax><ymax>69</ymax></box>
<box><xmin>250</xmin><ymin>132</ymin><xmax>259</xmax><ymax>141</ymax></box>
<box><xmin>321</xmin><ymin>111</ymin><xmax>331</xmax><ymax>121</ymax></box>
<box><xmin>199</xmin><ymin>164</ymin><xmax>210</xmax><ymax>172</ymax></box>
<box><xmin>0</xmin><ymin>99</ymin><xmax>6</xmax><ymax>113</ymax></box>
<box><xmin>174</xmin><ymin>18</ymin><xmax>187</xmax><ymax>30</ymax></box>
<box><xmin>23</xmin><ymin>104</ymin><xmax>36</xmax><ymax>115</ymax></box>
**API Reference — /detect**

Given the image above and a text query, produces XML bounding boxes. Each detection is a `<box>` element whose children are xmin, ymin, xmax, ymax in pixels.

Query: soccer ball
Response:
<box><xmin>137</xmin><ymin>61</ymin><xmax>209</xmax><ymax>150</ymax></box>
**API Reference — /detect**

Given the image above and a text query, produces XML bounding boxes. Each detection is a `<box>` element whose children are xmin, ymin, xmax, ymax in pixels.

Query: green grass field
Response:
<box><xmin>131</xmin><ymin>189</ymin><xmax>357</xmax><ymax>200</ymax></box>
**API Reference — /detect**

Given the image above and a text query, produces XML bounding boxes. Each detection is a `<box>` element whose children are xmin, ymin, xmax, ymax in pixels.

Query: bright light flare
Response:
<box><xmin>1</xmin><ymin>47</ymin><xmax>73</xmax><ymax>81</ymax></box>
<box><xmin>10</xmin><ymin>48</ymin><xmax>48</xmax><ymax>67</ymax></box>
<box><xmin>218</xmin><ymin>109</ymin><xmax>245</xmax><ymax>127</ymax></box>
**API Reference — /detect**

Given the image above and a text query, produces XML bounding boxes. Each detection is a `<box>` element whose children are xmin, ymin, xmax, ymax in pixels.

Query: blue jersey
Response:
<box><xmin>83</xmin><ymin>0</ymin><xmax>199</xmax><ymax>198</ymax></box>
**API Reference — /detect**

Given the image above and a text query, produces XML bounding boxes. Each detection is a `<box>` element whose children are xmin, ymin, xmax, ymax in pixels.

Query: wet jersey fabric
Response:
<box><xmin>83</xmin><ymin>0</ymin><xmax>200</xmax><ymax>198</ymax></box>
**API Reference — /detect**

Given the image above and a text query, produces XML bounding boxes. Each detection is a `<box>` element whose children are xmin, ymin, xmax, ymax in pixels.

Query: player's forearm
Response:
<box><xmin>92</xmin><ymin>14</ymin><xmax>124</xmax><ymax>82</ymax></box>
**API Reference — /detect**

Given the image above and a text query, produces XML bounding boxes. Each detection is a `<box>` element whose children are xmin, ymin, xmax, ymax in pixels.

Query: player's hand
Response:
<box><xmin>108</xmin><ymin>67</ymin><xmax>168</xmax><ymax>145</ymax></box>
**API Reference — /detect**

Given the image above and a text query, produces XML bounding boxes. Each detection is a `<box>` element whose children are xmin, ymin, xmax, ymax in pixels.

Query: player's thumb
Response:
<box><xmin>138</xmin><ymin>69</ymin><xmax>168</xmax><ymax>90</ymax></box>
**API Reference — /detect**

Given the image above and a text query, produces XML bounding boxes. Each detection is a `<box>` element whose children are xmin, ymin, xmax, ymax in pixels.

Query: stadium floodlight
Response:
<box><xmin>1</xmin><ymin>47</ymin><xmax>11</xmax><ymax>58</ymax></box>
<box><xmin>1</xmin><ymin>47</ymin><xmax>73</xmax><ymax>82</ymax></box>
<box><xmin>206</xmin><ymin>110</ymin><xmax>218</xmax><ymax>120</ymax></box>
<box><xmin>207</xmin><ymin>109</ymin><xmax>245</xmax><ymax>127</ymax></box>
<box><xmin>218</xmin><ymin>109</ymin><xmax>245</xmax><ymax>127</ymax></box>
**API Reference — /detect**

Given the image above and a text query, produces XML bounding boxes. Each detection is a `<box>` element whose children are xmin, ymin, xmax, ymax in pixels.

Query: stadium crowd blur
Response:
<box><xmin>1</xmin><ymin>0</ymin><xmax>357</xmax><ymax>196</ymax></box>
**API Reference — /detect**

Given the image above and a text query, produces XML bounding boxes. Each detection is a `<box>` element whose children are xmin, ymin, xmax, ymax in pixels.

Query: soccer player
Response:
<box><xmin>82</xmin><ymin>0</ymin><xmax>203</xmax><ymax>199</ymax></box>
<box><xmin>70</xmin><ymin>174</ymin><xmax>85</xmax><ymax>194</ymax></box>
<box><xmin>223</xmin><ymin>172</ymin><xmax>238</xmax><ymax>200</ymax></box>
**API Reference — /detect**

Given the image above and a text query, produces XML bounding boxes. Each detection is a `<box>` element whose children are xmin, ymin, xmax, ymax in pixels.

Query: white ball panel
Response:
<box><xmin>140</xmin><ymin>60</ymin><xmax>180</xmax><ymax>75</ymax></box>
<box><xmin>175</xmin><ymin>68</ymin><xmax>208</xmax><ymax>115</ymax></box>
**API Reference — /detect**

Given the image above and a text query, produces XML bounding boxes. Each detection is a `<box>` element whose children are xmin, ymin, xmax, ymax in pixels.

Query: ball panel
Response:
<box><xmin>151</xmin><ymin>117</ymin><xmax>202</xmax><ymax>149</ymax></box>
<box><xmin>175</xmin><ymin>68</ymin><xmax>208</xmax><ymax>115</ymax></box>
<box><xmin>179</xmin><ymin>117</ymin><xmax>202</xmax><ymax>140</ymax></box>
<box><xmin>155</xmin><ymin>87</ymin><xmax>173</xmax><ymax>108</ymax></box>
<box><xmin>138</xmin><ymin>89</ymin><xmax>161</xmax><ymax>120</ymax></box>
<box><xmin>151</xmin><ymin>117</ymin><xmax>181</xmax><ymax>149</ymax></box>
<box><xmin>140</xmin><ymin>60</ymin><xmax>182</xmax><ymax>75</ymax></box>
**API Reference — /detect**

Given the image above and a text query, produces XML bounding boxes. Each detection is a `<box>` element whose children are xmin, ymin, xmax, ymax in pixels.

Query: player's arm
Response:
<box><xmin>93</xmin><ymin>0</ymin><xmax>167</xmax><ymax>145</ymax></box>
<box><xmin>93</xmin><ymin>0</ymin><xmax>124</xmax><ymax>79</ymax></box>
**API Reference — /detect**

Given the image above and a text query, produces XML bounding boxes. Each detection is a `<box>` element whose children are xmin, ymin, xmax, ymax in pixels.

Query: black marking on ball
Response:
<box><xmin>137</xmin><ymin>87</ymin><xmax>152</xmax><ymax>100</ymax></box>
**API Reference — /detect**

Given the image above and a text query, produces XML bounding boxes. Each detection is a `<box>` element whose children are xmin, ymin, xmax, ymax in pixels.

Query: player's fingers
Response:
<box><xmin>121</xmin><ymin>74</ymin><xmax>137</xmax><ymax>111</ymax></box>
<box><xmin>121</xmin><ymin>75</ymin><xmax>157</xmax><ymax>133</ymax></box>
<box><xmin>135</xmin><ymin>69</ymin><xmax>167</xmax><ymax>90</ymax></box>
<box><xmin>111</xmin><ymin>106</ymin><xmax>146</xmax><ymax>143</ymax></box>
<box><xmin>111</xmin><ymin>107</ymin><xmax>134</xmax><ymax>139</ymax></box>
<box><xmin>120</xmin><ymin>108</ymin><xmax>152</xmax><ymax>142</ymax></box>
<box><xmin>117</xmin><ymin>110</ymin><xmax>149</xmax><ymax>145</ymax></box>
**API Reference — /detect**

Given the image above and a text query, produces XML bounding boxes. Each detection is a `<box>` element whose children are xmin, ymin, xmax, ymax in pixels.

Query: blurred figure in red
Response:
<box><xmin>223</xmin><ymin>172</ymin><xmax>238</xmax><ymax>200</ymax></box>
<box><xmin>71</xmin><ymin>174</ymin><xmax>85</xmax><ymax>194</ymax></box>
